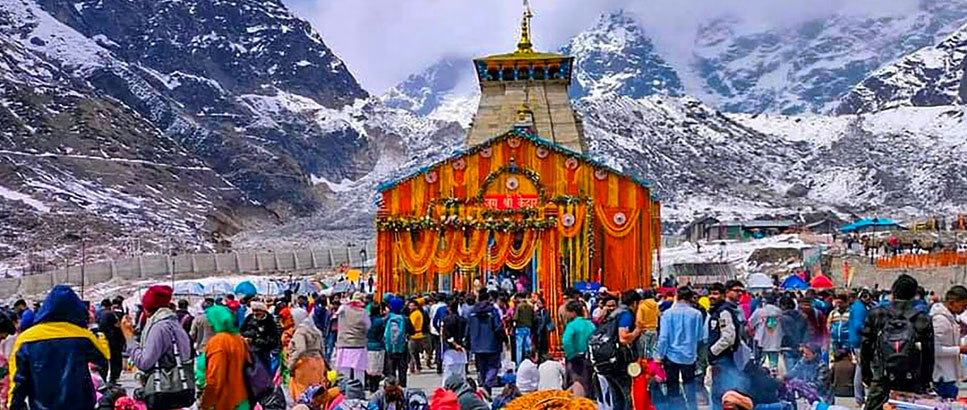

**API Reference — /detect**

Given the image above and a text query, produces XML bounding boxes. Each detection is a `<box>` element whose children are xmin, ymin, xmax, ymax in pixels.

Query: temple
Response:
<box><xmin>375</xmin><ymin>1</ymin><xmax>661</xmax><ymax>344</ymax></box>
<box><xmin>467</xmin><ymin>0</ymin><xmax>585</xmax><ymax>152</ymax></box>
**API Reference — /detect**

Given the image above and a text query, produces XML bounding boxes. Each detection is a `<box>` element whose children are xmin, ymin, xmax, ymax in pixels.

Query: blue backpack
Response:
<box><xmin>830</xmin><ymin>311</ymin><xmax>850</xmax><ymax>351</ymax></box>
<box><xmin>385</xmin><ymin>313</ymin><xmax>409</xmax><ymax>354</ymax></box>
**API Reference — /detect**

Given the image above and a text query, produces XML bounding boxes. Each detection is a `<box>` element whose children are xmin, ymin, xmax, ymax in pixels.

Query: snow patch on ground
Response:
<box><xmin>0</xmin><ymin>184</ymin><xmax>50</xmax><ymax>212</ymax></box>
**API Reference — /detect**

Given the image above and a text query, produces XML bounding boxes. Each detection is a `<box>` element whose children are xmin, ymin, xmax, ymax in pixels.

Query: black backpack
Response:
<box><xmin>589</xmin><ymin>308</ymin><xmax>634</xmax><ymax>376</ymax></box>
<box><xmin>877</xmin><ymin>307</ymin><xmax>923</xmax><ymax>386</ymax></box>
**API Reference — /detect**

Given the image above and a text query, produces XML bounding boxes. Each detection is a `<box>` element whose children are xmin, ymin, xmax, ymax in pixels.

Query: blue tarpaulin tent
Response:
<box><xmin>780</xmin><ymin>275</ymin><xmax>809</xmax><ymax>290</ymax></box>
<box><xmin>839</xmin><ymin>218</ymin><xmax>901</xmax><ymax>233</ymax></box>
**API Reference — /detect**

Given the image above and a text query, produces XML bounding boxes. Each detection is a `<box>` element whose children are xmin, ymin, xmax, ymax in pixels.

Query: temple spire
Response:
<box><xmin>516</xmin><ymin>0</ymin><xmax>534</xmax><ymax>53</ymax></box>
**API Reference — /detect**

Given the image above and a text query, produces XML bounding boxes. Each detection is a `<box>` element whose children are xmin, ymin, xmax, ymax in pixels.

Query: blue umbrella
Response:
<box><xmin>780</xmin><ymin>275</ymin><xmax>809</xmax><ymax>290</ymax></box>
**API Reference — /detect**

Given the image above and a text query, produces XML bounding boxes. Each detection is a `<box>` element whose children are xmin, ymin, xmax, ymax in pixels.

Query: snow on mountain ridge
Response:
<box><xmin>564</xmin><ymin>10</ymin><xmax>683</xmax><ymax>100</ymax></box>
<box><xmin>837</xmin><ymin>21</ymin><xmax>967</xmax><ymax>114</ymax></box>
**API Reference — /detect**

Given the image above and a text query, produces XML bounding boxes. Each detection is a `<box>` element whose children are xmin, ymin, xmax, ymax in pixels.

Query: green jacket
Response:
<box><xmin>562</xmin><ymin>317</ymin><xmax>595</xmax><ymax>359</ymax></box>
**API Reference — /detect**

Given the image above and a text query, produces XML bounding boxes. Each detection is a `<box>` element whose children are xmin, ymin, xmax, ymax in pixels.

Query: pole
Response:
<box><xmin>81</xmin><ymin>237</ymin><xmax>86</xmax><ymax>299</ymax></box>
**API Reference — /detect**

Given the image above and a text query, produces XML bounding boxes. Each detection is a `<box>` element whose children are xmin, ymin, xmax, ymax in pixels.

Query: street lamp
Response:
<box><xmin>359</xmin><ymin>248</ymin><xmax>368</xmax><ymax>291</ymax></box>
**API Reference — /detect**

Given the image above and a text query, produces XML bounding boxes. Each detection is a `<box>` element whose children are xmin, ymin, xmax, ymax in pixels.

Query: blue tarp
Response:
<box><xmin>234</xmin><ymin>281</ymin><xmax>258</xmax><ymax>297</ymax></box>
<box><xmin>839</xmin><ymin>218</ymin><xmax>900</xmax><ymax>233</ymax></box>
<box><xmin>780</xmin><ymin>275</ymin><xmax>809</xmax><ymax>290</ymax></box>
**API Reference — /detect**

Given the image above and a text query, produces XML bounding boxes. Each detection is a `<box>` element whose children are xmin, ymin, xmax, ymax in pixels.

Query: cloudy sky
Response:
<box><xmin>286</xmin><ymin>0</ymin><xmax>918</xmax><ymax>93</ymax></box>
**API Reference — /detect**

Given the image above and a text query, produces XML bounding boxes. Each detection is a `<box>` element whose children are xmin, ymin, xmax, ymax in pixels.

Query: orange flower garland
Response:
<box><xmin>397</xmin><ymin>231</ymin><xmax>439</xmax><ymax>274</ymax></box>
<box><xmin>595</xmin><ymin>204</ymin><xmax>640</xmax><ymax>238</ymax></box>
<box><xmin>506</xmin><ymin>230</ymin><xmax>540</xmax><ymax>270</ymax></box>
<box><xmin>557</xmin><ymin>204</ymin><xmax>585</xmax><ymax>238</ymax></box>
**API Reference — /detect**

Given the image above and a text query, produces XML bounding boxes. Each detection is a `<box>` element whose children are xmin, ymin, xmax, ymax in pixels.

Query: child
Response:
<box><xmin>516</xmin><ymin>350</ymin><xmax>539</xmax><ymax>394</ymax></box>
<box><xmin>829</xmin><ymin>351</ymin><xmax>855</xmax><ymax>398</ymax></box>
<box><xmin>537</xmin><ymin>355</ymin><xmax>565</xmax><ymax>391</ymax></box>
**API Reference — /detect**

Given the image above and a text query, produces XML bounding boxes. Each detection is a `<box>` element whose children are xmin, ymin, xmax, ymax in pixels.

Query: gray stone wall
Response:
<box><xmin>0</xmin><ymin>243</ymin><xmax>375</xmax><ymax>299</ymax></box>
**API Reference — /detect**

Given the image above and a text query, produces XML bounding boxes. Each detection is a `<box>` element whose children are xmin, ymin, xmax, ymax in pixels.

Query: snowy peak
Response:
<box><xmin>563</xmin><ymin>10</ymin><xmax>683</xmax><ymax>99</ymax></box>
<box><xmin>691</xmin><ymin>0</ymin><xmax>967</xmax><ymax>114</ymax></box>
<box><xmin>382</xmin><ymin>58</ymin><xmax>469</xmax><ymax>115</ymax></box>
<box><xmin>836</xmin><ymin>22</ymin><xmax>967</xmax><ymax>114</ymax></box>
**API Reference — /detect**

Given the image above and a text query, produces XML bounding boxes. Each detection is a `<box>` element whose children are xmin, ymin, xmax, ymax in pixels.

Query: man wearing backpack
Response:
<box><xmin>590</xmin><ymin>290</ymin><xmax>641</xmax><ymax>410</ymax></box>
<box><xmin>384</xmin><ymin>297</ymin><xmax>410</xmax><ymax>387</ymax></box>
<box><xmin>707</xmin><ymin>282</ymin><xmax>747</xmax><ymax>410</ymax></box>
<box><xmin>860</xmin><ymin>274</ymin><xmax>934</xmax><ymax>410</ymax></box>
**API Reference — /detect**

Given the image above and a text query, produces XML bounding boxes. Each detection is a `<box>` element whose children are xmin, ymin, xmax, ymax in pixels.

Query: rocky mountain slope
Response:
<box><xmin>837</xmin><ymin>22</ymin><xmax>967</xmax><ymax>114</ymax></box>
<box><xmin>0</xmin><ymin>0</ymin><xmax>464</xmax><ymax>270</ymax></box>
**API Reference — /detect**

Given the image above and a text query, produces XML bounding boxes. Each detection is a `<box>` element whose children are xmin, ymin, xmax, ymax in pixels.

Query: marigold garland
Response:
<box><xmin>397</xmin><ymin>231</ymin><xmax>439</xmax><ymax>274</ymax></box>
<box><xmin>506</xmin><ymin>230</ymin><xmax>540</xmax><ymax>270</ymax></box>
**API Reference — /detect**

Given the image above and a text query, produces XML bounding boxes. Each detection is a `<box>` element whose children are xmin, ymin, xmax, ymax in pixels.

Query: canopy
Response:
<box><xmin>839</xmin><ymin>218</ymin><xmax>900</xmax><ymax>233</ymax></box>
<box><xmin>810</xmin><ymin>274</ymin><xmax>834</xmax><ymax>289</ymax></box>
<box><xmin>206</xmin><ymin>280</ymin><xmax>235</xmax><ymax>295</ymax></box>
<box><xmin>234</xmin><ymin>281</ymin><xmax>257</xmax><ymax>297</ymax></box>
<box><xmin>746</xmin><ymin>273</ymin><xmax>774</xmax><ymax>290</ymax></box>
<box><xmin>173</xmin><ymin>281</ymin><xmax>205</xmax><ymax>296</ymax></box>
<box><xmin>780</xmin><ymin>275</ymin><xmax>809</xmax><ymax>290</ymax></box>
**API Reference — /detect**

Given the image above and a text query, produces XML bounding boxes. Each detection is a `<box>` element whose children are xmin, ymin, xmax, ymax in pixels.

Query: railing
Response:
<box><xmin>0</xmin><ymin>243</ymin><xmax>375</xmax><ymax>298</ymax></box>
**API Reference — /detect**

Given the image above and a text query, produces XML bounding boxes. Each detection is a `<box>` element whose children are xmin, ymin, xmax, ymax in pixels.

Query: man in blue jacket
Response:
<box><xmin>8</xmin><ymin>285</ymin><xmax>110</xmax><ymax>410</ymax></box>
<box><xmin>848</xmin><ymin>289</ymin><xmax>871</xmax><ymax>407</ymax></box>
<box><xmin>467</xmin><ymin>289</ymin><xmax>504</xmax><ymax>395</ymax></box>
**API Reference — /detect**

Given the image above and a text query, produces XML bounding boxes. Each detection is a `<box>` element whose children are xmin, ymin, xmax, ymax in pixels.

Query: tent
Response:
<box><xmin>746</xmin><ymin>273</ymin><xmax>774</xmax><ymax>290</ymax></box>
<box><xmin>839</xmin><ymin>218</ymin><xmax>901</xmax><ymax>233</ymax></box>
<box><xmin>173</xmin><ymin>281</ymin><xmax>205</xmax><ymax>296</ymax></box>
<box><xmin>780</xmin><ymin>275</ymin><xmax>809</xmax><ymax>290</ymax></box>
<box><xmin>206</xmin><ymin>280</ymin><xmax>235</xmax><ymax>295</ymax></box>
<box><xmin>234</xmin><ymin>281</ymin><xmax>257</xmax><ymax>297</ymax></box>
<box><xmin>810</xmin><ymin>274</ymin><xmax>834</xmax><ymax>289</ymax></box>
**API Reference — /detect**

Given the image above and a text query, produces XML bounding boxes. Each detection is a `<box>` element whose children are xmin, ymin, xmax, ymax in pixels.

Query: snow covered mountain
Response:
<box><xmin>837</xmin><ymin>22</ymin><xmax>967</xmax><ymax>114</ymax></box>
<box><xmin>0</xmin><ymin>0</ymin><xmax>464</xmax><ymax>269</ymax></box>
<box><xmin>691</xmin><ymin>0</ymin><xmax>967</xmax><ymax>114</ymax></box>
<box><xmin>562</xmin><ymin>10</ymin><xmax>683</xmax><ymax>100</ymax></box>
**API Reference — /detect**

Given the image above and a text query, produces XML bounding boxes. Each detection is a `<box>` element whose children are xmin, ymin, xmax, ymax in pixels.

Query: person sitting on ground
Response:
<box><xmin>782</xmin><ymin>342</ymin><xmax>831</xmax><ymax>405</ymax></box>
<box><xmin>368</xmin><ymin>376</ymin><xmax>406</xmax><ymax>410</ymax></box>
<box><xmin>491</xmin><ymin>382</ymin><xmax>521</xmax><ymax>410</ymax></box>
<box><xmin>516</xmin><ymin>349</ymin><xmax>539</xmax><ymax>394</ymax></box>
<box><xmin>444</xmin><ymin>374</ymin><xmax>489</xmax><ymax>410</ymax></box>
<box><xmin>537</xmin><ymin>354</ymin><xmax>565</xmax><ymax>391</ymax></box>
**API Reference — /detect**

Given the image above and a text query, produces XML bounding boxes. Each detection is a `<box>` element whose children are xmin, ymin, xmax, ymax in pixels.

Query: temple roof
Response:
<box><xmin>376</xmin><ymin>128</ymin><xmax>656</xmax><ymax>197</ymax></box>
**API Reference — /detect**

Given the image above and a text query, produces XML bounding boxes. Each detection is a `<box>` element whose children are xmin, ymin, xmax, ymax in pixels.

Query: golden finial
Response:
<box><xmin>516</xmin><ymin>0</ymin><xmax>534</xmax><ymax>53</ymax></box>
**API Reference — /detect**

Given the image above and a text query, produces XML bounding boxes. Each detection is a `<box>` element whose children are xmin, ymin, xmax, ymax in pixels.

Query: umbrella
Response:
<box><xmin>780</xmin><ymin>275</ymin><xmax>809</xmax><ymax>290</ymax></box>
<box><xmin>810</xmin><ymin>274</ymin><xmax>834</xmax><ymax>289</ymax></box>
<box><xmin>746</xmin><ymin>273</ymin><xmax>774</xmax><ymax>290</ymax></box>
<box><xmin>173</xmin><ymin>281</ymin><xmax>205</xmax><ymax>296</ymax></box>
<box><xmin>234</xmin><ymin>281</ymin><xmax>257</xmax><ymax>297</ymax></box>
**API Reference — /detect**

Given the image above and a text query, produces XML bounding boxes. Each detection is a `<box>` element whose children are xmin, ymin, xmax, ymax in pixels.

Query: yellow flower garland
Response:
<box><xmin>397</xmin><ymin>231</ymin><xmax>439</xmax><ymax>274</ymax></box>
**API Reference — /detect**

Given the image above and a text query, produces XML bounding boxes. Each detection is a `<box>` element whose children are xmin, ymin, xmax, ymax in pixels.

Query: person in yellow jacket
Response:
<box><xmin>407</xmin><ymin>300</ymin><xmax>429</xmax><ymax>374</ymax></box>
<box><xmin>7</xmin><ymin>285</ymin><xmax>110</xmax><ymax>410</ymax></box>
<box><xmin>636</xmin><ymin>289</ymin><xmax>659</xmax><ymax>359</ymax></box>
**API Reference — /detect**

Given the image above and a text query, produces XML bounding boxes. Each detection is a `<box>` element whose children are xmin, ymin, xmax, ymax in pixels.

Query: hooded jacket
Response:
<box><xmin>467</xmin><ymin>302</ymin><xmax>503</xmax><ymax>354</ymax></box>
<box><xmin>444</xmin><ymin>374</ymin><xmax>489</xmax><ymax>410</ymax></box>
<box><xmin>198</xmin><ymin>305</ymin><xmax>250</xmax><ymax>410</ymax></box>
<box><xmin>240</xmin><ymin>311</ymin><xmax>281</xmax><ymax>356</ymax></box>
<box><xmin>8</xmin><ymin>285</ymin><xmax>110</xmax><ymax>410</ymax></box>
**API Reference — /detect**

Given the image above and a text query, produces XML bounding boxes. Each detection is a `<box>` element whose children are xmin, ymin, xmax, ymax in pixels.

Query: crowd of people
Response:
<box><xmin>0</xmin><ymin>272</ymin><xmax>963</xmax><ymax>410</ymax></box>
